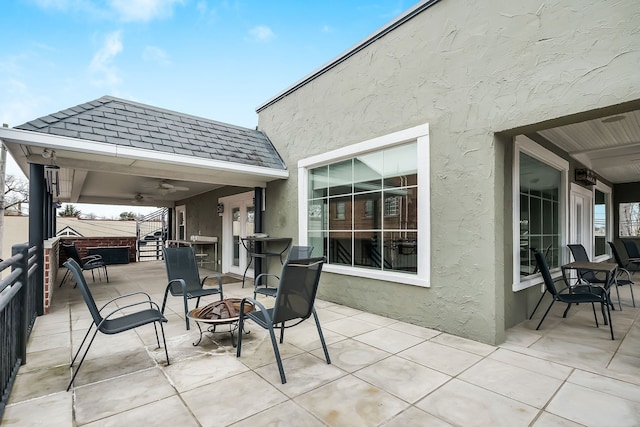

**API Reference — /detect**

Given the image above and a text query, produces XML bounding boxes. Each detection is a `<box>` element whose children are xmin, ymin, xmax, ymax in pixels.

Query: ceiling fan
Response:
<box><xmin>157</xmin><ymin>180</ymin><xmax>190</xmax><ymax>195</ymax></box>
<box><xmin>132</xmin><ymin>193</ymin><xmax>153</xmax><ymax>203</ymax></box>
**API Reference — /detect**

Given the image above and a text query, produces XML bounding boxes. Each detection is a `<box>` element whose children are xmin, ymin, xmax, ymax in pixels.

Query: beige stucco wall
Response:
<box><xmin>257</xmin><ymin>0</ymin><xmax>640</xmax><ymax>344</ymax></box>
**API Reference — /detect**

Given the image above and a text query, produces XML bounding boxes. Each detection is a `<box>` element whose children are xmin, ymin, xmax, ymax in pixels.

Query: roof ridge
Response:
<box><xmin>100</xmin><ymin>95</ymin><xmax>259</xmax><ymax>133</ymax></box>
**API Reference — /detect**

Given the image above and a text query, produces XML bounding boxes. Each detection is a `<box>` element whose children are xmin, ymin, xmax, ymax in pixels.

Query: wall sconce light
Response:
<box><xmin>217</xmin><ymin>203</ymin><xmax>224</xmax><ymax>215</ymax></box>
<box><xmin>42</xmin><ymin>148</ymin><xmax>56</xmax><ymax>160</ymax></box>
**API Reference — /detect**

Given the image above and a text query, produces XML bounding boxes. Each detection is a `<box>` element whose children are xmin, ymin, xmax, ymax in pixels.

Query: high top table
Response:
<box><xmin>240</xmin><ymin>236</ymin><xmax>292</xmax><ymax>288</ymax></box>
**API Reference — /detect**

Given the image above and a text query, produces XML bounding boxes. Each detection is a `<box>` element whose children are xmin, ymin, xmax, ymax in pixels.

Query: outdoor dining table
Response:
<box><xmin>561</xmin><ymin>261</ymin><xmax>618</xmax><ymax>309</ymax></box>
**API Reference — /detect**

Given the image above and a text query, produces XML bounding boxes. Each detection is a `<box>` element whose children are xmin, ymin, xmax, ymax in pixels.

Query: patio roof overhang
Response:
<box><xmin>0</xmin><ymin>125</ymin><xmax>289</xmax><ymax>208</ymax></box>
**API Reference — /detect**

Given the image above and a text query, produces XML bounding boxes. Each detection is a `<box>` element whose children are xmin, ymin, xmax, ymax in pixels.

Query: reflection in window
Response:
<box><xmin>594</xmin><ymin>189</ymin><xmax>608</xmax><ymax>256</ymax></box>
<box><xmin>519</xmin><ymin>152</ymin><xmax>561</xmax><ymax>276</ymax></box>
<box><xmin>619</xmin><ymin>202</ymin><xmax>640</xmax><ymax>237</ymax></box>
<box><xmin>307</xmin><ymin>142</ymin><xmax>418</xmax><ymax>274</ymax></box>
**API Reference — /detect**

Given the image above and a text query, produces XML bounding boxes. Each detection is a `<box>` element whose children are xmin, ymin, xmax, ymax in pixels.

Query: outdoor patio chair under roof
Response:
<box><xmin>60</xmin><ymin>241</ymin><xmax>108</xmax><ymax>286</ymax></box>
<box><xmin>532</xmin><ymin>248</ymin><xmax>614</xmax><ymax>340</ymax></box>
<box><xmin>607</xmin><ymin>241</ymin><xmax>636</xmax><ymax>309</ymax></box>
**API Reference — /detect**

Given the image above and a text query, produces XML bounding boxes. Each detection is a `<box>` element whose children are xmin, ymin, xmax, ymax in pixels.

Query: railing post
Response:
<box><xmin>12</xmin><ymin>243</ymin><xmax>29</xmax><ymax>365</ymax></box>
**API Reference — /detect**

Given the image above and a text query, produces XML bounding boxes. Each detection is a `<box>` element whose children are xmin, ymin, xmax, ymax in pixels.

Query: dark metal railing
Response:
<box><xmin>0</xmin><ymin>244</ymin><xmax>38</xmax><ymax>420</ymax></box>
<box><xmin>136</xmin><ymin>208</ymin><xmax>168</xmax><ymax>261</ymax></box>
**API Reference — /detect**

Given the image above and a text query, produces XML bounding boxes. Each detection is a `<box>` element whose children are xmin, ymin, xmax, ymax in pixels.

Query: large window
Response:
<box><xmin>513</xmin><ymin>136</ymin><xmax>568</xmax><ymax>291</ymax></box>
<box><xmin>593</xmin><ymin>183</ymin><xmax>612</xmax><ymax>260</ymax></box>
<box><xmin>299</xmin><ymin>124</ymin><xmax>429</xmax><ymax>287</ymax></box>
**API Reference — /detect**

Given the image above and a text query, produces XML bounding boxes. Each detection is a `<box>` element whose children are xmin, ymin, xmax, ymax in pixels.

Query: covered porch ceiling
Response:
<box><xmin>0</xmin><ymin>96</ymin><xmax>289</xmax><ymax>207</ymax></box>
<box><xmin>529</xmin><ymin>105</ymin><xmax>640</xmax><ymax>185</ymax></box>
<box><xmin>1</xmin><ymin>128</ymin><xmax>288</xmax><ymax>207</ymax></box>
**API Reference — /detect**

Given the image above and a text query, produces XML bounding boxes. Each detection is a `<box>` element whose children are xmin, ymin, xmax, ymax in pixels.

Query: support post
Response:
<box><xmin>29</xmin><ymin>163</ymin><xmax>45</xmax><ymax>316</ymax></box>
<box><xmin>254</xmin><ymin>187</ymin><xmax>264</xmax><ymax>280</ymax></box>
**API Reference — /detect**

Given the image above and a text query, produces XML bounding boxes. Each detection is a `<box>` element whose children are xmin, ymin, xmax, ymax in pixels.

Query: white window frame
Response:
<box><xmin>298</xmin><ymin>123</ymin><xmax>430</xmax><ymax>287</ymax></box>
<box><xmin>513</xmin><ymin>135</ymin><xmax>569</xmax><ymax>291</ymax></box>
<box><xmin>593</xmin><ymin>180</ymin><xmax>612</xmax><ymax>262</ymax></box>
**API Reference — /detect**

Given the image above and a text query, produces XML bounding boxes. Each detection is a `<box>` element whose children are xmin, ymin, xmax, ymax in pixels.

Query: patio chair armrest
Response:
<box><xmin>239</xmin><ymin>296</ymin><xmax>272</xmax><ymax>323</ymax></box>
<box><xmin>255</xmin><ymin>273</ymin><xmax>279</xmax><ymax>287</ymax></box>
<box><xmin>617</xmin><ymin>268</ymin><xmax>633</xmax><ymax>281</ymax></box>
<box><xmin>201</xmin><ymin>274</ymin><xmax>223</xmax><ymax>289</ymax></box>
<box><xmin>82</xmin><ymin>255</ymin><xmax>103</xmax><ymax>263</ymax></box>
<box><xmin>97</xmin><ymin>291</ymin><xmax>154</xmax><ymax>312</ymax></box>
<box><xmin>165</xmin><ymin>278</ymin><xmax>187</xmax><ymax>295</ymax></box>
<box><xmin>100</xmin><ymin>299</ymin><xmax>163</xmax><ymax>323</ymax></box>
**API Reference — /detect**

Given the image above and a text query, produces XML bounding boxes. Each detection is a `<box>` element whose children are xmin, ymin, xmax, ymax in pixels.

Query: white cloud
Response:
<box><xmin>321</xmin><ymin>24</ymin><xmax>334</xmax><ymax>33</ymax></box>
<box><xmin>108</xmin><ymin>0</ymin><xmax>184</xmax><ymax>22</ymax></box>
<box><xmin>89</xmin><ymin>31</ymin><xmax>123</xmax><ymax>87</ymax></box>
<box><xmin>248</xmin><ymin>25</ymin><xmax>275</xmax><ymax>42</ymax></box>
<box><xmin>142</xmin><ymin>46</ymin><xmax>171</xmax><ymax>65</ymax></box>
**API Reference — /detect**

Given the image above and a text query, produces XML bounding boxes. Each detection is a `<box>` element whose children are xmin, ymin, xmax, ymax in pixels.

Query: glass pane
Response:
<box><xmin>354</xmin><ymin>192</ymin><xmax>381</xmax><ymax>230</ymax></box>
<box><xmin>384</xmin><ymin>232</ymin><xmax>417</xmax><ymax>273</ymax></box>
<box><xmin>354</xmin><ymin>232</ymin><xmax>381</xmax><ymax>269</ymax></box>
<box><xmin>354</xmin><ymin>151</ymin><xmax>382</xmax><ymax>193</ymax></box>
<box><xmin>383</xmin><ymin>187</ymin><xmax>417</xmax><ymax>231</ymax></box>
<box><xmin>308</xmin><ymin>232</ymin><xmax>327</xmax><ymax>259</ymax></box>
<box><xmin>309</xmin><ymin>166</ymin><xmax>328</xmax><ymax>199</ymax></box>
<box><xmin>329</xmin><ymin>160</ymin><xmax>352</xmax><ymax>196</ymax></box>
<box><xmin>328</xmin><ymin>232</ymin><xmax>352</xmax><ymax>266</ymax></box>
<box><xmin>594</xmin><ymin>189</ymin><xmax>607</xmax><ymax>256</ymax></box>
<box><xmin>246</xmin><ymin>207</ymin><xmax>255</xmax><ymax>236</ymax></box>
<box><xmin>383</xmin><ymin>143</ymin><xmax>417</xmax><ymax>188</ymax></box>
<box><xmin>619</xmin><ymin>202</ymin><xmax>640</xmax><ymax>237</ymax></box>
<box><xmin>329</xmin><ymin>196</ymin><xmax>351</xmax><ymax>230</ymax></box>
<box><xmin>308</xmin><ymin>200</ymin><xmax>327</xmax><ymax>231</ymax></box>
<box><xmin>232</xmin><ymin>207</ymin><xmax>240</xmax><ymax>267</ymax></box>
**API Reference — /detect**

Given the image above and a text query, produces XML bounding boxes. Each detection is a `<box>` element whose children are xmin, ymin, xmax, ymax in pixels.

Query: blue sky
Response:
<box><xmin>1</xmin><ymin>0</ymin><xmax>409</xmax><ymax>217</ymax></box>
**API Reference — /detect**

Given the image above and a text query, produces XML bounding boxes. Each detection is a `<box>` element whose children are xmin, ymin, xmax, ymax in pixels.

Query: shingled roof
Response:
<box><xmin>15</xmin><ymin>95</ymin><xmax>286</xmax><ymax>170</ymax></box>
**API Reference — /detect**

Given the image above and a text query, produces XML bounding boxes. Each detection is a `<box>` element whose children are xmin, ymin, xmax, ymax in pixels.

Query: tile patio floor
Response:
<box><xmin>2</xmin><ymin>261</ymin><xmax>640</xmax><ymax>426</ymax></box>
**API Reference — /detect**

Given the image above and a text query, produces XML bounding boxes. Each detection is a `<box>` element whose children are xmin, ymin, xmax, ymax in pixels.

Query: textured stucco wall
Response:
<box><xmin>257</xmin><ymin>0</ymin><xmax>640</xmax><ymax>344</ymax></box>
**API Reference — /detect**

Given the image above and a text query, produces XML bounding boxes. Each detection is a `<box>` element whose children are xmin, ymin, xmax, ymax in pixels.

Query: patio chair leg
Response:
<box><xmin>529</xmin><ymin>290</ymin><xmax>546</xmax><ymax>320</ymax></box>
<box><xmin>536</xmin><ymin>300</ymin><xmax>555</xmax><ymax>331</ymax></box>
<box><xmin>159</xmin><ymin>321</ymin><xmax>170</xmax><ymax>365</ymax></box>
<box><xmin>631</xmin><ymin>284</ymin><xmax>636</xmax><ymax>307</ymax></box>
<box><xmin>562</xmin><ymin>303</ymin><xmax>572</xmax><ymax>318</ymax></box>
<box><xmin>614</xmin><ymin>282</ymin><xmax>623</xmax><ymax>311</ymax></box>
<box><xmin>236</xmin><ymin>314</ymin><xmax>245</xmax><ymax>357</ymax></box>
<box><xmin>267</xmin><ymin>323</ymin><xmax>287</xmax><ymax>384</ymax></box>
<box><xmin>183</xmin><ymin>295</ymin><xmax>190</xmax><ymax>330</ymax></box>
<box><xmin>605</xmin><ymin>303</ymin><xmax>614</xmax><ymax>340</ymax></box>
<box><xmin>313</xmin><ymin>308</ymin><xmax>331</xmax><ymax>365</ymax></box>
<box><xmin>59</xmin><ymin>269</ymin><xmax>70</xmax><ymax>287</ymax></box>
<box><xmin>591</xmin><ymin>302</ymin><xmax>598</xmax><ymax>327</ymax></box>
<box><xmin>67</xmin><ymin>329</ymin><xmax>100</xmax><ymax>391</ymax></box>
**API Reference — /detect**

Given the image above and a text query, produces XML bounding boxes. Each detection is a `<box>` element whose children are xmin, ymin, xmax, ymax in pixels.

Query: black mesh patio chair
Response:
<box><xmin>531</xmin><ymin>248</ymin><xmax>613</xmax><ymax>340</ymax></box>
<box><xmin>607</xmin><ymin>241</ymin><xmax>636</xmax><ymax>309</ymax></box>
<box><xmin>621</xmin><ymin>239</ymin><xmax>640</xmax><ymax>263</ymax></box>
<box><xmin>162</xmin><ymin>246</ymin><xmax>224</xmax><ymax>330</ymax></box>
<box><xmin>253</xmin><ymin>245</ymin><xmax>314</xmax><ymax>299</ymax></box>
<box><xmin>64</xmin><ymin>258</ymin><xmax>169</xmax><ymax>391</ymax></box>
<box><xmin>60</xmin><ymin>241</ymin><xmax>108</xmax><ymax>287</ymax></box>
<box><xmin>237</xmin><ymin>257</ymin><xmax>331</xmax><ymax>384</ymax></box>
